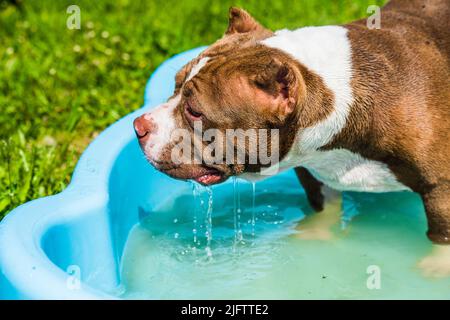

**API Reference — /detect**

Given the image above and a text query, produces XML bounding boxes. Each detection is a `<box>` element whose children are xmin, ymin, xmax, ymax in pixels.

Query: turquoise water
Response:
<box><xmin>118</xmin><ymin>175</ymin><xmax>450</xmax><ymax>299</ymax></box>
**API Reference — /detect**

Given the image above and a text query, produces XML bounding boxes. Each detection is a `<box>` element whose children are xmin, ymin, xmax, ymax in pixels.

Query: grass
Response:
<box><xmin>0</xmin><ymin>0</ymin><xmax>386</xmax><ymax>219</ymax></box>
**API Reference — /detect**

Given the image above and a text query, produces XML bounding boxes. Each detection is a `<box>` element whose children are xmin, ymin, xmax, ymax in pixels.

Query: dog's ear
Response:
<box><xmin>226</xmin><ymin>7</ymin><xmax>267</xmax><ymax>35</ymax></box>
<box><xmin>252</xmin><ymin>59</ymin><xmax>302</xmax><ymax>118</ymax></box>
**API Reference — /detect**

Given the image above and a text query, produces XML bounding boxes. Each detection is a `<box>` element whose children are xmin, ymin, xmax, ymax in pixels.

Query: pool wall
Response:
<box><xmin>0</xmin><ymin>47</ymin><xmax>206</xmax><ymax>299</ymax></box>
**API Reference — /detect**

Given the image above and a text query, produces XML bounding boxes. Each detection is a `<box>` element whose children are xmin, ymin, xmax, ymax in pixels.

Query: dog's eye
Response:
<box><xmin>184</xmin><ymin>101</ymin><xmax>202</xmax><ymax>120</ymax></box>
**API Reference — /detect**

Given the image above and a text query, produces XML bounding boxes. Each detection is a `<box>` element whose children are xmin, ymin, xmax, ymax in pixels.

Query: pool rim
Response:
<box><xmin>0</xmin><ymin>47</ymin><xmax>207</xmax><ymax>300</ymax></box>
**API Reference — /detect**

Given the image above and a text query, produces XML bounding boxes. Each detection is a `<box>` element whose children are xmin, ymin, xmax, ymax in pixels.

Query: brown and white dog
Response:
<box><xmin>134</xmin><ymin>0</ymin><xmax>450</xmax><ymax>271</ymax></box>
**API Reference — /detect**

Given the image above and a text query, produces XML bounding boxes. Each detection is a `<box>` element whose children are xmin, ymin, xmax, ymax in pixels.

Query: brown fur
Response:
<box><xmin>295</xmin><ymin>167</ymin><xmax>325</xmax><ymax>212</ymax></box>
<box><xmin>318</xmin><ymin>0</ymin><xmax>450</xmax><ymax>243</ymax></box>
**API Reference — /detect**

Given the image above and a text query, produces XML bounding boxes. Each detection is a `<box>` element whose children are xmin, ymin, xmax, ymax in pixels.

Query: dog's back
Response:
<box><xmin>383</xmin><ymin>0</ymin><xmax>450</xmax><ymax>57</ymax></box>
<box><xmin>385</xmin><ymin>0</ymin><xmax>450</xmax><ymax>26</ymax></box>
<box><xmin>349</xmin><ymin>0</ymin><xmax>449</xmax><ymax>58</ymax></box>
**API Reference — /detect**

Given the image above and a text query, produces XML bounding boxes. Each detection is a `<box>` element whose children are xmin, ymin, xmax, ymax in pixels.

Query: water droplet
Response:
<box><xmin>191</xmin><ymin>182</ymin><xmax>214</xmax><ymax>258</ymax></box>
<box><xmin>251</xmin><ymin>182</ymin><xmax>256</xmax><ymax>237</ymax></box>
<box><xmin>204</xmin><ymin>186</ymin><xmax>214</xmax><ymax>253</ymax></box>
<box><xmin>232</xmin><ymin>178</ymin><xmax>244</xmax><ymax>249</ymax></box>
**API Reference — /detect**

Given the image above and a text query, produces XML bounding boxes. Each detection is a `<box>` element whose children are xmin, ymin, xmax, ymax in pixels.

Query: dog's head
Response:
<box><xmin>134</xmin><ymin>8</ymin><xmax>307</xmax><ymax>185</ymax></box>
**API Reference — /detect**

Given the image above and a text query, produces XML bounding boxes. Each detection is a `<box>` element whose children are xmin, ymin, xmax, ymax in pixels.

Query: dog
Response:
<box><xmin>134</xmin><ymin>0</ymin><xmax>450</xmax><ymax>274</ymax></box>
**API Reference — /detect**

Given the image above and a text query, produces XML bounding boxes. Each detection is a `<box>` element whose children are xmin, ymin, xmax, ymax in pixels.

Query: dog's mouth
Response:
<box><xmin>193</xmin><ymin>166</ymin><xmax>227</xmax><ymax>186</ymax></box>
<box><xmin>147</xmin><ymin>158</ymin><xmax>228</xmax><ymax>186</ymax></box>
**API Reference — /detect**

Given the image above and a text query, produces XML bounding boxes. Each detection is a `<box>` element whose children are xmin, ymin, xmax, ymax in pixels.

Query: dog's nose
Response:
<box><xmin>133</xmin><ymin>114</ymin><xmax>156</xmax><ymax>140</ymax></box>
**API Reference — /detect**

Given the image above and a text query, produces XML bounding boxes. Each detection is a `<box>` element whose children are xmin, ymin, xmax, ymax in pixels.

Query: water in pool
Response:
<box><xmin>118</xmin><ymin>175</ymin><xmax>450</xmax><ymax>299</ymax></box>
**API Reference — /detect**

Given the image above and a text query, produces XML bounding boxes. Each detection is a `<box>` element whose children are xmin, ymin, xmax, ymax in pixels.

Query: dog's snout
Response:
<box><xmin>133</xmin><ymin>114</ymin><xmax>156</xmax><ymax>140</ymax></box>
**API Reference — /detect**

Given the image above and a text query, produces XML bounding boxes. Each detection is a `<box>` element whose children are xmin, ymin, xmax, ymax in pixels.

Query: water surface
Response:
<box><xmin>118</xmin><ymin>176</ymin><xmax>450</xmax><ymax>299</ymax></box>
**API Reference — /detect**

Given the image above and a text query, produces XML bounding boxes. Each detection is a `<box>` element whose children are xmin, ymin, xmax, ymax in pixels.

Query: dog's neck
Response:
<box><xmin>261</xmin><ymin>25</ymin><xmax>354</xmax><ymax>154</ymax></box>
<box><xmin>239</xmin><ymin>26</ymin><xmax>366</xmax><ymax>183</ymax></box>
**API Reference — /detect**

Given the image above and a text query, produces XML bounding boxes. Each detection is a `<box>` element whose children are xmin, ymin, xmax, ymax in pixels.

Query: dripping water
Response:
<box><xmin>191</xmin><ymin>182</ymin><xmax>199</xmax><ymax>249</ymax></box>
<box><xmin>232</xmin><ymin>177</ymin><xmax>244</xmax><ymax>252</ymax></box>
<box><xmin>232</xmin><ymin>177</ymin><xmax>238</xmax><ymax>251</ymax></box>
<box><xmin>236</xmin><ymin>178</ymin><xmax>243</xmax><ymax>243</ymax></box>
<box><xmin>191</xmin><ymin>181</ymin><xmax>214</xmax><ymax>259</ymax></box>
<box><xmin>205</xmin><ymin>186</ymin><xmax>213</xmax><ymax>258</ymax></box>
<box><xmin>251</xmin><ymin>182</ymin><xmax>256</xmax><ymax>238</ymax></box>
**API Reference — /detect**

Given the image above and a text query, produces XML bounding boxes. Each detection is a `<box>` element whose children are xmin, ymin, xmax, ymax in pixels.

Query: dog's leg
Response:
<box><xmin>295</xmin><ymin>166</ymin><xmax>325</xmax><ymax>212</ymax></box>
<box><xmin>418</xmin><ymin>183</ymin><xmax>450</xmax><ymax>277</ymax></box>
<box><xmin>418</xmin><ymin>245</ymin><xmax>450</xmax><ymax>278</ymax></box>
<box><xmin>422</xmin><ymin>184</ymin><xmax>450</xmax><ymax>244</ymax></box>
<box><xmin>294</xmin><ymin>167</ymin><xmax>342</xmax><ymax>240</ymax></box>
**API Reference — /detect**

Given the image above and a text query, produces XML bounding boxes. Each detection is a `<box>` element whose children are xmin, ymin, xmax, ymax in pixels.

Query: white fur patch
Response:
<box><xmin>144</xmin><ymin>94</ymin><xmax>180</xmax><ymax>161</ymax></box>
<box><xmin>144</xmin><ymin>56</ymin><xmax>210</xmax><ymax>162</ymax></box>
<box><xmin>241</xmin><ymin>148</ymin><xmax>409</xmax><ymax>192</ymax></box>
<box><xmin>299</xmin><ymin>149</ymin><xmax>410</xmax><ymax>192</ymax></box>
<box><xmin>262</xmin><ymin>26</ymin><xmax>353</xmax><ymax>151</ymax></box>
<box><xmin>186</xmin><ymin>57</ymin><xmax>210</xmax><ymax>81</ymax></box>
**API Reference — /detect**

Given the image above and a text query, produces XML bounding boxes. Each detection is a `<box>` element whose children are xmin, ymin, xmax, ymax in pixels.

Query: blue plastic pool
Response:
<box><xmin>0</xmin><ymin>47</ymin><xmax>448</xmax><ymax>300</ymax></box>
<box><xmin>0</xmin><ymin>48</ymin><xmax>206</xmax><ymax>299</ymax></box>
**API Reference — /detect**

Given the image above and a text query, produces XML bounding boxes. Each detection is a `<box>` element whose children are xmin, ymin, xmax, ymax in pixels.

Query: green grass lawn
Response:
<box><xmin>0</xmin><ymin>0</ymin><xmax>386</xmax><ymax>219</ymax></box>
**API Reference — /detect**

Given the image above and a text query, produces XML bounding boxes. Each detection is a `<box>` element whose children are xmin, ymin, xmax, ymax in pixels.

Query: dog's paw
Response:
<box><xmin>295</xmin><ymin>225</ymin><xmax>335</xmax><ymax>241</ymax></box>
<box><xmin>295</xmin><ymin>196</ymin><xmax>342</xmax><ymax>241</ymax></box>
<box><xmin>418</xmin><ymin>245</ymin><xmax>450</xmax><ymax>278</ymax></box>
